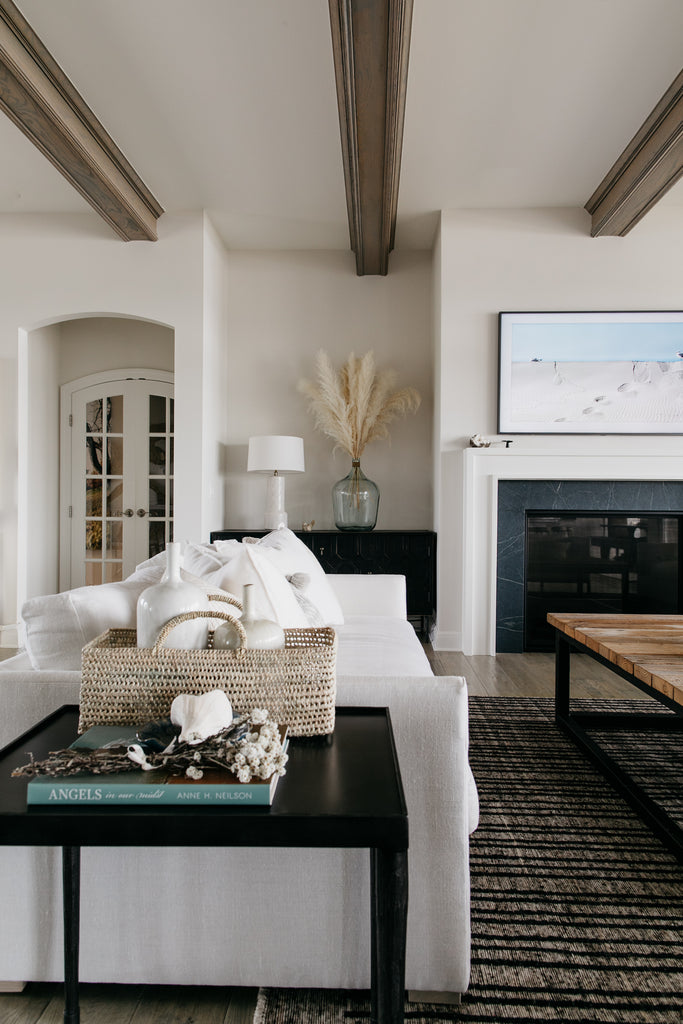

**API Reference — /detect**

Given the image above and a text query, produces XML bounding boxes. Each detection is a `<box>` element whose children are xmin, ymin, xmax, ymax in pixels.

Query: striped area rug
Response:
<box><xmin>254</xmin><ymin>696</ymin><xmax>683</xmax><ymax>1023</ymax></box>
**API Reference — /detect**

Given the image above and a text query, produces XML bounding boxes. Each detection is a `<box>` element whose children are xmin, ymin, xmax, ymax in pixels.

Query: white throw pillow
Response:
<box><xmin>180</xmin><ymin>541</ymin><xmax>227</xmax><ymax>578</ymax></box>
<box><xmin>135</xmin><ymin>541</ymin><xmax>227</xmax><ymax>579</ymax></box>
<box><xmin>21</xmin><ymin>566</ymin><xmax>162</xmax><ymax>671</ymax></box>
<box><xmin>21</xmin><ymin>563</ymin><xmax>241</xmax><ymax>671</ymax></box>
<box><xmin>207</xmin><ymin>543</ymin><xmax>308</xmax><ymax>628</ymax></box>
<box><xmin>251</xmin><ymin>529</ymin><xmax>345</xmax><ymax>625</ymax></box>
<box><xmin>287</xmin><ymin>572</ymin><xmax>325</xmax><ymax>626</ymax></box>
<box><xmin>212</xmin><ymin>539</ymin><xmax>243</xmax><ymax>563</ymax></box>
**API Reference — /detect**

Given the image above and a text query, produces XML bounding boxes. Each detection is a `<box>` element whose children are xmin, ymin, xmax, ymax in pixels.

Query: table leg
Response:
<box><xmin>62</xmin><ymin>845</ymin><xmax>80</xmax><ymax>1024</ymax></box>
<box><xmin>370</xmin><ymin>848</ymin><xmax>408</xmax><ymax>1024</ymax></box>
<box><xmin>554</xmin><ymin>631</ymin><xmax>571</xmax><ymax>722</ymax></box>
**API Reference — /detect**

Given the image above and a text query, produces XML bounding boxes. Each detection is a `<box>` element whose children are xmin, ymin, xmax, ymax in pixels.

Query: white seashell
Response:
<box><xmin>127</xmin><ymin>744</ymin><xmax>157</xmax><ymax>771</ymax></box>
<box><xmin>170</xmin><ymin>689</ymin><xmax>233</xmax><ymax>746</ymax></box>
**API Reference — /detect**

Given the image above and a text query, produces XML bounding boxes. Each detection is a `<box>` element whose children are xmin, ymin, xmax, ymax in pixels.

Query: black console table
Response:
<box><xmin>1</xmin><ymin>706</ymin><xmax>408</xmax><ymax>1024</ymax></box>
<box><xmin>210</xmin><ymin>529</ymin><xmax>437</xmax><ymax>636</ymax></box>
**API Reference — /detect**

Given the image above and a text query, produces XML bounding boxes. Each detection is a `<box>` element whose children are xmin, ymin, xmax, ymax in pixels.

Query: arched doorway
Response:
<box><xmin>20</xmin><ymin>315</ymin><xmax>174</xmax><ymax>602</ymax></box>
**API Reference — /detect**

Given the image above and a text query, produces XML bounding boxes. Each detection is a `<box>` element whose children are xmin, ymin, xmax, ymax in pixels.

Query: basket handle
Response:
<box><xmin>207</xmin><ymin>592</ymin><xmax>242</xmax><ymax>611</ymax></box>
<box><xmin>152</xmin><ymin>610</ymin><xmax>247</xmax><ymax>654</ymax></box>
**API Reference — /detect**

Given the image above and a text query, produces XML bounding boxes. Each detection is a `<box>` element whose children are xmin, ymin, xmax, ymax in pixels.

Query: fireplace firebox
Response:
<box><xmin>525</xmin><ymin>512</ymin><xmax>681</xmax><ymax>650</ymax></box>
<box><xmin>495</xmin><ymin>479</ymin><xmax>683</xmax><ymax>653</ymax></box>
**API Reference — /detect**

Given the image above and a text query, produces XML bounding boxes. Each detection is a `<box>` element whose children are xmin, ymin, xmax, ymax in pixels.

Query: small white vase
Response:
<box><xmin>239</xmin><ymin>583</ymin><xmax>285</xmax><ymax>650</ymax></box>
<box><xmin>136</xmin><ymin>542</ymin><xmax>209</xmax><ymax>649</ymax></box>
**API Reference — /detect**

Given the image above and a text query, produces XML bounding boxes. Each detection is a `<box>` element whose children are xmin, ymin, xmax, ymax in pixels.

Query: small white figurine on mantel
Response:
<box><xmin>469</xmin><ymin>435</ymin><xmax>513</xmax><ymax>449</ymax></box>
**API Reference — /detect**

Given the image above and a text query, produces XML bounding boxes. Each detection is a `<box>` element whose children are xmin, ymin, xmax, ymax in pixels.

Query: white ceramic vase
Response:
<box><xmin>136</xmin><ymin>542</ymin><xmax>209</xmax><ymax>649</ymax></box>
<box><xmin>213</xmin><ymin>583</ymin><xmax>285</xmax><ymax>650</ymax></box>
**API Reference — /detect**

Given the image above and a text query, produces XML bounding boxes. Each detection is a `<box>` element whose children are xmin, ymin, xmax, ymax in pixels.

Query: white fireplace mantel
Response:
<box><xmin>461</xmin><ymin>448</ymin><xmax>683</xmax><ymax>656</ymax></box>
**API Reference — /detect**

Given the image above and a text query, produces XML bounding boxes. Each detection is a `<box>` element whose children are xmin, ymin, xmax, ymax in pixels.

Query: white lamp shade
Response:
<box><xmin>247</xmin><ymin>435</ymin><xmax>305</xmax><ymax>474</ymax></box>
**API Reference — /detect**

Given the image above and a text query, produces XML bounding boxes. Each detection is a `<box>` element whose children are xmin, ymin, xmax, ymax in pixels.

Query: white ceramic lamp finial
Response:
<box><xmin>247</xmin><ymin>435</ymin><xmax>305</xmax><ymax>530</ymax></box>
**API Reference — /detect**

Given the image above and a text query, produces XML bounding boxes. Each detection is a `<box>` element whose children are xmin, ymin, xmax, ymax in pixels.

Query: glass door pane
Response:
<box><xmin>84</xmin><ymin>394</ymin><xmax>124</xmax><ymax>585</ymax></box>
<box><xmin>147</xmin><ymin>395</ymin><xmax>174</xmax><ymax>557</ymax></box>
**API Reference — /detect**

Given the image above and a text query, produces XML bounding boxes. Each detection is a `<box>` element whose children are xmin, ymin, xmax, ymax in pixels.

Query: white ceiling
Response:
<box><xmin>3</xmin><ymin>0</ymin><xmax>683</xmax><ymax>252</ymax></box>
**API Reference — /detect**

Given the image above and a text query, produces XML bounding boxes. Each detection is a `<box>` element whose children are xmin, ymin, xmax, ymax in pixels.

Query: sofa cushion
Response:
<box><xmin>334</xmin><ymin>617</ymin><xmax>433</xmax><ymax>676</ymax></box>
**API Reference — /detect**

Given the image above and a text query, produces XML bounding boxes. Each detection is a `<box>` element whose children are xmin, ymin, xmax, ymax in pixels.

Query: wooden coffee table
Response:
<box><xmin>0</xmin><ymin>705</ymin><xmax>409</xmax><ymax>1024</ymax></box>
<box><xmin>548</xmin><ymin>613</ymin><xmax>683</xmax><ymax>858</ymax></box>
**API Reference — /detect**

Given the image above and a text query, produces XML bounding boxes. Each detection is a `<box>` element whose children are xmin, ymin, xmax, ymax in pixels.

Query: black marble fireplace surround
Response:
<box><xmin>496</xmin><ymin>480</ymin><xmax>683</xmax><ymax>652</ymax></box>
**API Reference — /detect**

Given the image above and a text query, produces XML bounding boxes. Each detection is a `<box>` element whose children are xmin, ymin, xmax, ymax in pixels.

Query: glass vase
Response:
<box><xmin>332</xmin><ymin>460</ymin><xmax>379</xmax><ymax>531</ymax></box>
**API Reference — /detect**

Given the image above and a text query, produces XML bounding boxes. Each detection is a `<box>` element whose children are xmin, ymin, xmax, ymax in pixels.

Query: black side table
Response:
<box><xmin>0</xmin><ymin>706</ymin><xmax>408</xmax><ymax>1024</ymax></box>
<box><xmin>210</xmin><ymin>528</ymin><xmax>437</xmax><ymax>637</ymax></box>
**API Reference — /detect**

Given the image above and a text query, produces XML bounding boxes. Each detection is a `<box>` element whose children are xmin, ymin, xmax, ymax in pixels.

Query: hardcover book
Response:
<box><xmin>26</xmin><ymin>725</ymin><xmax>288</xmax><ymax>807</ymax></box>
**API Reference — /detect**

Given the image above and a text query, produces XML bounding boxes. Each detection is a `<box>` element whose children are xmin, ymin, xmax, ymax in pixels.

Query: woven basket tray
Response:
<box><xmin>79</xmin><ymin>609</ymin><xmax>338</xmax><ymax>737</ymax></box>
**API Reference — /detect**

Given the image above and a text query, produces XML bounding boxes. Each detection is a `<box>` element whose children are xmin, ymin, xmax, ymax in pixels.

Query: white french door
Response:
<box><xmin>61</xmin><ymin>372</ymin><xmax>174</xmax><ymax>589</ymax></box>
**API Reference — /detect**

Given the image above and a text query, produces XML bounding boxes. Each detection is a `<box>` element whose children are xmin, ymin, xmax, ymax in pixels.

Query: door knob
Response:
<box><xmin>123</xmin><ymin>509</ymin><xmax>134</xmax><ymax>518</ymax></box>
<box><xmin>136</xmin><ymin>508</ymin><xmax>147</xmax><ymax>518</ymax></box>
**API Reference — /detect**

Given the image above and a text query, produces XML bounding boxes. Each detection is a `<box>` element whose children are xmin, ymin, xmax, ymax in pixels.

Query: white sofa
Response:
<box><xmin>0</xmin><ymin>536</ymin><xmax>478</xmax><ymax>996</ymax></box>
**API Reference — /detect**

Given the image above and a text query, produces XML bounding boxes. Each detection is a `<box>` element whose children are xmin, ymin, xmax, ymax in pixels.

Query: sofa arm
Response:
<box><xmin>327</xmin><ymin>574</ymin><xmax>407</xmax><ymax>619</ymax></box>
<box><xmin>0</xmin><ymin>670</ymin><xmax>81</xmax><ymax>750</ymax></box>
<box><xmin>335</xmin><ymin>673</ymin><xmax>479</xmax><ymax>995</ymax></box>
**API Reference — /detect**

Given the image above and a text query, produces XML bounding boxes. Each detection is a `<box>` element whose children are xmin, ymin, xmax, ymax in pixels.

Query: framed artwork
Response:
<box><xmin>498</xmin><ymin>311</ymin><xmax>683</xmax><ymax>434</ymax></box>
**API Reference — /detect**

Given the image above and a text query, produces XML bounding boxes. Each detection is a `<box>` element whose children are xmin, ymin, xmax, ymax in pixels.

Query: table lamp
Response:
<box><xmin>247</xmin><ymin>435</ymin><xmax>305</xmax><ymax>529</ymax></box>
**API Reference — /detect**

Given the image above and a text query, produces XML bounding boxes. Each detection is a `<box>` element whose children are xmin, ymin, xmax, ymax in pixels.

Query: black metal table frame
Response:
<box><xmin>0</xmin><ymin>706</ymin><xmax>409</xmax><ymax>1024</ymax></box>
<box><xmin>554</xmin><ymin>630</ymin><xmax>683</xmax><ymax>860</ymax></box>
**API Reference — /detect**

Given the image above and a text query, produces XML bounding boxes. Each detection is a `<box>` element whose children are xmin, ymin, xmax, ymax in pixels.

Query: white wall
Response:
<box><xmin>58</xmin><ymin>317</ymin><xmax>174</xmax><ymax>383</ymax></box>
<box><xmin>24</xmin><ymin>325</ymin><xmax>60</xmax><ymax>604</ymax></box>
<box><xmin>222</xmin><ymin>249</ymin><xmax>433</xmax><ymax>532</ymax></box>
<box><xmin>435</xmin><ymin>203</ymin><xmax>683</xmax><ymax>650</ymax></box>
<box><xmin>0</xmin><ymin>359</ymin><xmax>16</xmax><ymax>640</ymax></box>
<box><xmin>199</xmin><ymin>215</ymin><xmax>229</xmax><ymax>541</ymax></box>
<box><xmin>0</xmin><ymin>212</ymin><xmax>211</xmax><ymax>630</ymax></box>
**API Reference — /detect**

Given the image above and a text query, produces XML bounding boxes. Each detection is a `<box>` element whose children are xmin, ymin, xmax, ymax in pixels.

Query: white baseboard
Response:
<box><xmin>0</xmin><ymin>623</ymin><xmax>19</xmax><ymax>649</ymax></box>
<box><xmin>0</xmin><ymin>981</ymin><xmax>26</xmax><ymax>992</ymax></box>
<box><xmin>431</xmin><ymin>629</ymin><xmax>462</xmax><ymax>652</ymax></box>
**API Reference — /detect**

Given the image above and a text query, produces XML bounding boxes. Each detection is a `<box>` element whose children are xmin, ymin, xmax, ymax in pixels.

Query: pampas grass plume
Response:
<box><xmin>298</xmin><ymin>350</ymin><xmax>420</xmax><ymax>459</ymax></box>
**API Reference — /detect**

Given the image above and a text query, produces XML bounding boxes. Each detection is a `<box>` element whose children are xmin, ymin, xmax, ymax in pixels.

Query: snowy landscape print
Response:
<box><xmin>498</xmin><ymin>313</ymin><xmax>683</xmax><ymax>434</ymax></box>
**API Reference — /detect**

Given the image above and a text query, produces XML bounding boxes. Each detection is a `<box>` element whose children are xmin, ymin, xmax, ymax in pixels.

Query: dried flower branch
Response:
<box><xmin>298</xmin><ymin>350</ymin><xmax>420</xmax><ymax>460</ymax></box>
<box><xmin>12</xmin><ymin>710</ymin><xmax>288</xmax><ymax>784</ymax></box>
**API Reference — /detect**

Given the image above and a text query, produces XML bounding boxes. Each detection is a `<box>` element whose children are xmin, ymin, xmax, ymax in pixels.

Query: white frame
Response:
<box><xmin>498</xmin><ymin>311</ymin><xmax>683</xmax><ymax>434</ymax></box>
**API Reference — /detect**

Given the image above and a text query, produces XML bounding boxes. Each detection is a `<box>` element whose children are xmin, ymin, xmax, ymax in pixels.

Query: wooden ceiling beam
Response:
<box><xmin>585</xmin><ymin>68</ymin><xmax>683</xmax><ymax>237</ymax></box>
<box><xmin>0</xmin><ymin>0</ymin><xmax>162</xmax><ymax>240</ymax></box>
<box><xmin>329</xmin><ymin>0</ymin><xmax>412</xmax><ymax>275</ymax></box>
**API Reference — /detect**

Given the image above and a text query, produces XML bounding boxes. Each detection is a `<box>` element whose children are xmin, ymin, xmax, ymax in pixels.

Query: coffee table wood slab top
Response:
<box><xmin>547</xmin><ymin>612</ymin><xmax>683</xmax><ymax>707</ymax></box>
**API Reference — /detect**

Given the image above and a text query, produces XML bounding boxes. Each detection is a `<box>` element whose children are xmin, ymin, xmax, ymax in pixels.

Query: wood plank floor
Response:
<box><xmin>0</xmin><ymin>648</ymin><xmax>651</xmax><ymax>1023</ymax></box>
<box><xmin>427</xmin><ymin>647</ymin><xmax>651</xmax><ymax>701</ymax></box>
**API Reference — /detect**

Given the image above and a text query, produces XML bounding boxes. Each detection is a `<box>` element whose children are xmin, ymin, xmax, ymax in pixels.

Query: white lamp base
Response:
<box><xmin>264</xmin><ymin>474</ymin><xmax>287</xmax><ymax>530</ymax></box>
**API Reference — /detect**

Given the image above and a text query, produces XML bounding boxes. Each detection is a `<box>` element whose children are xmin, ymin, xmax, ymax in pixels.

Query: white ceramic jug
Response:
<box><xmin>136</xmin><ymin>542</ymin><xmax>209</xmax><ymax>648</ymax></box>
